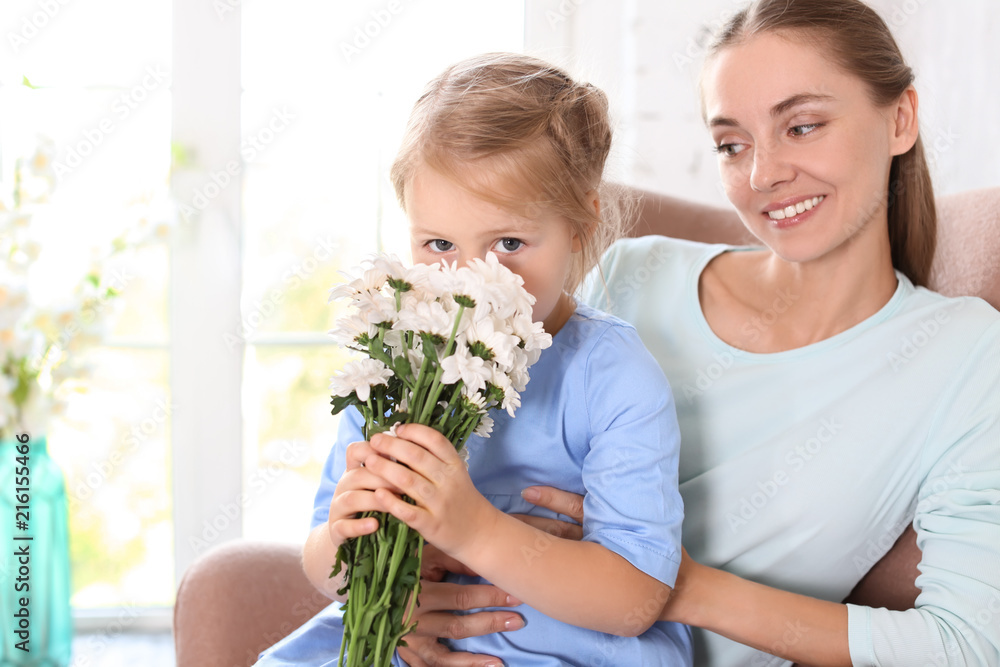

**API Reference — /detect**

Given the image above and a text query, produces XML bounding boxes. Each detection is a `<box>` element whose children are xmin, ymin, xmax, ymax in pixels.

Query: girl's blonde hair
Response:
<box><xmin>705</xmin><ymin>0</ymin><xmax>936</xmax><ymax>287</ymax></box>
<box><xmin>391</xmin><ymin>52</ymin><xmax>629</xmax><ymax>293</ymax></box>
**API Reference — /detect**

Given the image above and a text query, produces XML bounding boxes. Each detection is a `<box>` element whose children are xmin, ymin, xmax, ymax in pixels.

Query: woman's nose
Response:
<box><xmin>749</xmin><ymin>145</ymin><xmax>795</xmax><ymax>192</ymax></box>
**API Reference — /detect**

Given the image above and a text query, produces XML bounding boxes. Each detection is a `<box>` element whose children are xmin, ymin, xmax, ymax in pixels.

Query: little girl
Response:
<box><xmin>256</xmin><ymin>53</ymin><xmax>691</xmax><ymax>666</ymax></box>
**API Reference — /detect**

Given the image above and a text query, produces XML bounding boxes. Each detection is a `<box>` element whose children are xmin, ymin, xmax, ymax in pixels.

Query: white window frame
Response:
<box><xmin>83</xmin><ymin>0</ymin><xmax>556</xmax><ymax>633</ymax></box>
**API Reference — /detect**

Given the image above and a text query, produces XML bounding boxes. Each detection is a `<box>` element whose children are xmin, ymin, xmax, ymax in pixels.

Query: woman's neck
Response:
<box><xmin>701</xmin><ymin>232</ymin><xmax>899</xmax><ymax>353</ymax></box>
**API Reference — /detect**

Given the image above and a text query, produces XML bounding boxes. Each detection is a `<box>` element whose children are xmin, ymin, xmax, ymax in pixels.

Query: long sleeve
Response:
<box><xmin>848</xmin><ymin>320</ymin><xmax>1000</xmax><ymax>666</ymax></box>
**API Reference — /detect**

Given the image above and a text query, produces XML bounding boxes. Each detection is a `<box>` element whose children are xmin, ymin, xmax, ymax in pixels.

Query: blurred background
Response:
<box><xmin>0</xmin><ymin>0</ymin><xmax>996</xmax><ymax>662</ymax></box>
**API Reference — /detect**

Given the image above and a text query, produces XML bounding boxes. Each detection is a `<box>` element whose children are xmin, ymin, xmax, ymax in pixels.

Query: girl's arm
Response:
<box><xmin>364</xmin><ymin>423</ymin><xmax>672</xmax><ymax>637</ymax></box>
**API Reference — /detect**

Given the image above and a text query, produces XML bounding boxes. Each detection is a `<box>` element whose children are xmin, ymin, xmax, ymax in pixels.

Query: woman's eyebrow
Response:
<box><xmin>708</xmin><ymin>93</ymin><xmax>836</xmax><ymax>128</ymax></box>
<box><xmin>770</xmin><ymin>93</ymin><xmax>835</xmax><ymax>118</ymax></box>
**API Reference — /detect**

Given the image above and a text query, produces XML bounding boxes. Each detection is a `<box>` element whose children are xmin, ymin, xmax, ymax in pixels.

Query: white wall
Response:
<box><xmin>525</xmin><ymin>0</ymin><xmax>1000</xmax><ymax>206</ymax></box>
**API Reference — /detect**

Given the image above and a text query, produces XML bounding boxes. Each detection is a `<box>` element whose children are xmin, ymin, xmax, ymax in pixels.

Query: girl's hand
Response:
<box><xmin>325</xmin><ymin>440</ymin><xmax>400</xmax><ymax>548</ymax></box>
<box><xmin>364</xmin><ymin>423</ymin><xmax>499</xmax><ymax>562</ymax></box>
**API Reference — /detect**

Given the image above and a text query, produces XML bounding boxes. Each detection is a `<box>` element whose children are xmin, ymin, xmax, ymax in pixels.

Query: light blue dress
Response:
<box><xmin>579</xmin><ymin>236</ymin><xmax>1000</xmax><ymax>667</ymax></box>
<box><xmin>256</xmin><ymin>302</ymin><xmax>692</xmax><ymax>666</ymax></box>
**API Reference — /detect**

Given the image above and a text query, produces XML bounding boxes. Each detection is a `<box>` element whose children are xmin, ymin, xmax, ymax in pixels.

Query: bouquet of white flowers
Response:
<box><xmin>328</xmin><ymin>252</ymin><xmax>551</xmax><ymax>667</ymax></box>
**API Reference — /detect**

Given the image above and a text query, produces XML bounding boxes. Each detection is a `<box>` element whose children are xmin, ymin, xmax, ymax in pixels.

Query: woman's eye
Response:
<box><xmin>713</xmin><ymin>143</ymin><xmax>747</xmax><ymax>158</ymax></box>
<box><xmin>428</xmin><ymin>239</ymin><xmax>454</xmax><ymax>253</ymax></box>
<box><xmin>789</xmin><ymin>123</ymin><xmax>821</xmax><ymax>137</ymax></box>
<box><xmin>493</xmin><ymin>238</ymin><xmax>523</xmax><ymax>254</ymax></box>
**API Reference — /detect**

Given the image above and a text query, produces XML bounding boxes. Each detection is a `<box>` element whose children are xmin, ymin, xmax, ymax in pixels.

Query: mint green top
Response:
<box><xmin>579</xmin><ymin>236</ymin><xmax>1000</xmax><ymax>667</ymax></box>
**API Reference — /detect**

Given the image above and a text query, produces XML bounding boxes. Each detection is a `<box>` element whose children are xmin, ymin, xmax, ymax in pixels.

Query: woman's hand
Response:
<box><xmin>518</xmin><ymin>485</ymin><xmax>585</xmax><ymax>539</ymax></box>
<box><xmin>399</xmin><ymin>542</ymin><xmax>524</xmax><ymax>667</ymax></box>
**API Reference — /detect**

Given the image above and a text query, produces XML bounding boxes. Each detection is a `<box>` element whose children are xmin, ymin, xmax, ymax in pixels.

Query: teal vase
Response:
<box><xmin>0</xmin><ymin>435</ymin><xmax>72</xmax><ymax>667</ymax></box>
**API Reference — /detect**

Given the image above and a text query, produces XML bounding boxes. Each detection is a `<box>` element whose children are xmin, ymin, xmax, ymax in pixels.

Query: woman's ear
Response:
<box><xmin>889</xmin><ymin>85</ymin><xmax>920</xmax><ymax>156</ymax></box>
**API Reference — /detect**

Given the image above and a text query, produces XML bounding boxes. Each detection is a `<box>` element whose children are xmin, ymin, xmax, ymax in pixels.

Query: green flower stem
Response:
<box><xmin>336</xmin><ymin>302</ymin><xmax>486</xmax><ymax>666</ymax></box>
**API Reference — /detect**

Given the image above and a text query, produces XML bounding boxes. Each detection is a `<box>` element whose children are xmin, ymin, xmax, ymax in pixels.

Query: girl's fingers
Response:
<box><xmin>344</xmin><ymin>440</ymin><xmax>376</xmax><ymax>469</ymax></box>
<box><xmin>330</xmin><ymin>515</ymin><xmax>379</xmax><ymax>540</ymax></box>
<box><xmin>374</xmin><ymin>486</ymin><xmax>427</xmax><ymax>528</ymax></box>
<box><xmin>337</xmin><ymin>466</ymin><xmax>404</xmax><ymax>496</ymax></box>
<box><xmin>395</xmin><ymin>423</ymin><xmax>460</xmax><ymax>461</ymax></box>
<box><xmin>329</xmin><ymin>487</ymin><xmax>384</xmax><ymax>521</ymax></box>
<box><xmin>361</xmin><ymin>452</ymin><xmax>429</xmax><ymax>502</ymax></box>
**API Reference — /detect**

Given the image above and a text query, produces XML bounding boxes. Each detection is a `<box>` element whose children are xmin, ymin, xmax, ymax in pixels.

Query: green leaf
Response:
<box><xmin>391</xmin><ymin>354</ymin><xmax>412</xmax><ymax>381</ymax></box>
<box><xmin>419</xmin><ymin>333</ymin><xmax>440</xmax><ymax>363</ymax></box>
<box><xmin>21</xmin><ymin>75</ymin><xmax>37</xmax><ymax>89</ymax></box>
<box><xmin>331</xmin><ymin>394</ymin><xmax>360</xmax><ymax>415</ymax></box>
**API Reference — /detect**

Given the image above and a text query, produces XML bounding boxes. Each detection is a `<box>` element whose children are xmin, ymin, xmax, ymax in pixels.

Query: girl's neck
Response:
<box><xmin>542</xmin><ymin>292</ymin><xmax>576</xmax><ymax>336</ymax></box>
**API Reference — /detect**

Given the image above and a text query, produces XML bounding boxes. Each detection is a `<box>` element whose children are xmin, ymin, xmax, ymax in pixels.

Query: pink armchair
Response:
<box><xmin>173</xmin><ymin>187</ymin><xmax>1000</xmax><ymax>667</ymax></box>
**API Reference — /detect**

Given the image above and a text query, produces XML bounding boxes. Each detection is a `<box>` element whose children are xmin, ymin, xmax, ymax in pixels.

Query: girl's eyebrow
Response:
<box><xmin>411</xmin><ymin>218</ymin><xmax>539</xmax><ymax>238</ymax></box>
<box><xmin>708</xmin><ymin>93</ymin><xmax>835</xmax><ymax>128</ymax></box>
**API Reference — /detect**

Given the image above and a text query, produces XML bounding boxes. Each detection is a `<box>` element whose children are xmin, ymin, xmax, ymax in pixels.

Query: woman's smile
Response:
<box><xmin>764</xmin><ymin>194</ymin><xmax>826</xmax><ymax>228</ymax></box>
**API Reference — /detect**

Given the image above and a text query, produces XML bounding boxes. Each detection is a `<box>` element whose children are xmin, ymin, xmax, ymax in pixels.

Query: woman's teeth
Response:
<box><xmin>768</xmin><ymin>196</ymin><xmax>824</xmax><ymax>221</ymax></box>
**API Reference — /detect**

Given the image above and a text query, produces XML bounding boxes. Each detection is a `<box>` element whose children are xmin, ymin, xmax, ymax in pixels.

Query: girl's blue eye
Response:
<box><xmin>428</xmin><ymin>239</ymin><xmax>454</xmax><ymax>253</ymax></box>
<box><xmin>494</xmin><ymin>238</ymin><xmax>523</xmax><ymax>254</ymax></box>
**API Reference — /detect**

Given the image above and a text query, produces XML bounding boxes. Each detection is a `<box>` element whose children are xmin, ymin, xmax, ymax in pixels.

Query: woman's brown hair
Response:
<box><xmin>707</xmin><ymin>0</ymin><xmax>936</xmax><ymax>286</ymax></box>
<box><xmin>390</xmin><ymin>52</ymin><xmax>629</xmax><ymax>293</ymax></box>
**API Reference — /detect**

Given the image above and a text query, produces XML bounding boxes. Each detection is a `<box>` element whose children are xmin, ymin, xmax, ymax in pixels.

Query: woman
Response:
<box><xmin>395</xmin><ymin>1</ymin><xmax>1000</xmax><ymax>666</ymax></box>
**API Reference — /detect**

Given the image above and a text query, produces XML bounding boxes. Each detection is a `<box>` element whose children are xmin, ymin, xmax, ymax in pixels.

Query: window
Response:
<box><xmin>2</xmin><ymin>0</ymin><xmax>174</xmax><ymax>613</ymax></box>
<box><xmin>3</xmin><ymin>0</ymin><xmax>525</xmax><ymax>627</ymax></box>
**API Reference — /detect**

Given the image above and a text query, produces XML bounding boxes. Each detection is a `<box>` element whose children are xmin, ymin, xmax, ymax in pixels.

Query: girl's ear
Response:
<box><xmin>571</xmin><ymin>189</ymin><xmax>600</xmax><ymax>253</ymax></box>
<box><xmin>587</xmin><ymin>188</ymin><xmax>602</xmax><ymax>219</ymax></box>
<box><xmin>889</xmin><ymin>85</ymin><xmax>919</xmax><ymax>157</ymax></box>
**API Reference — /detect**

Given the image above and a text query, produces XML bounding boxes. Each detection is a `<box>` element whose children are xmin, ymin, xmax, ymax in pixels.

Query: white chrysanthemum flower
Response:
<box><xmin>354</xmin><ymin>290</ymin><xmax>397</xmax><ymax>326</ymax></box>
<box><xmin>462</xmin><ymin>389</ymin><xmax>489</xmax><ymax>413</ymax></box>
<box><xmin>329</xmin><ymin>313</ymin><xmax>378</xmax><ymax>347</ymax></box>
<box><xmin>512</xmin><ymin>318</ymin><xmax>552</xmax><ymax>366</ymax></box>
<box><xmin>402</xmin><ymin>262</ymin><xmax>439</xmax><ymax>293</ymax></box>
<box><xmin>440</xmin><ymin>345</ymin><xmax>491</xmax><ymax>394</ymax></box>
<box><xmin>330</xmin><ymin>358</ymin><xmax>393</xmax><ymax>402</ymax></box>
<box><xmin>473</xmin><ymin>414</ymin><xmax>494</xmax><ymax>438</ymax></box>
<box><xmin>464</xmin><ymin>254</ymin><xmax>534</xmax><ymax>319</ymax></box>
<box><xmin>406</xmin><ymin>345</ymin><xmax>425</xmax><ymax>373</ymax></box>
<box><xmin>328</xmin><ymin>266</ymin><xmax>388</xmax><ymax>303</ymax></box>
<box><xmin>489</xmin><ymin>371</ymin><xmax>521</xmax><ymax>418</ymax></box>
<box><xmin>507</xmin><ymin>347</ymin><xmax>531</xmax><ymax>392</ymax></box>
<box><xmin>382</xmin><ymin>328</ymin><xmax>404</xmax><ymax>354</ymax></box>
<box><xmin>371</xmin><ymin>254</ymin><xmax>409</xmax><ymax>281</ymax></box>
<box><xmin>462</xmin><ymin>317</ymin><xmax>517</xmax><ymax>369</ymax></box>
<box><xmin>394</xmin><ymin>300</ymin><xmax>452</xmax><ymax>338</ymax></box>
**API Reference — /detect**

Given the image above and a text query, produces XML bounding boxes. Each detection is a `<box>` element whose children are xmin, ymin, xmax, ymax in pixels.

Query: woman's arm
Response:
<box><xmin>626</xmin><ymin>186</ymin><xmax>752</xmax><ymax>244</ymax></box>
<box><xmin>666</xmin><ymin>552</ymin><xmax>850</xmax><ymax>666</ymax></box>
<box><xmin>364</xmin><ymin>424</ymin><xmax>672</xmax><ymax>637</ymax></box>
